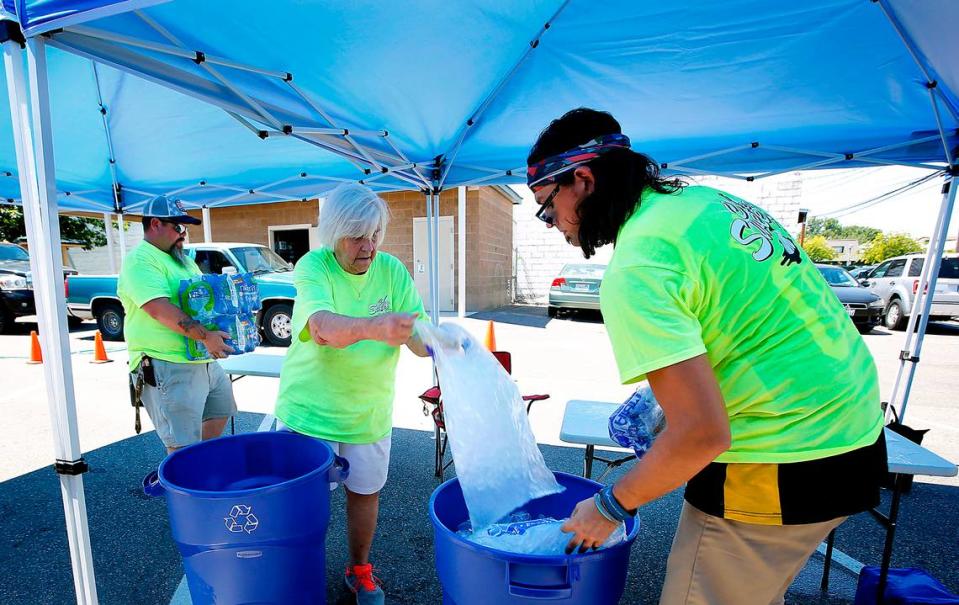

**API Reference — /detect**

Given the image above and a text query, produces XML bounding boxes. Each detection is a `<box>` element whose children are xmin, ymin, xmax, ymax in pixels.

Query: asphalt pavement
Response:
<box><xmin>0</xmin><ymin>308</ymin><xmax>957</xmax><ymax>603</ymax></box>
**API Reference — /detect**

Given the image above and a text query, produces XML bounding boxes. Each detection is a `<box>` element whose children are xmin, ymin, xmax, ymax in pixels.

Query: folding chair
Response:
<box><xmin>418</xmin><ymin>350</ymin><xmax>550</xmax><ymax>481</ymax></box>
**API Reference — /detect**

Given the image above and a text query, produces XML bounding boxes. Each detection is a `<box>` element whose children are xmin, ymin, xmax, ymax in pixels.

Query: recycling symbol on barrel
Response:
<box><xmin>224</xmin><ymin>505</ymin><xmax>259</xmax><ymax>534</ymax></box>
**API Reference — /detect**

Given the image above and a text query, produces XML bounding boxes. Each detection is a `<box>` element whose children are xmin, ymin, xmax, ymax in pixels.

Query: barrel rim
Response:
<box><xmin>428</xmin><ymin>471</ymin><xmax>640</xmax><ymax>563</ymax></box>
<box><xmin>157</xmin><ymin>431</ymin><xmax>334</xmax><ymax>498</ymax></box>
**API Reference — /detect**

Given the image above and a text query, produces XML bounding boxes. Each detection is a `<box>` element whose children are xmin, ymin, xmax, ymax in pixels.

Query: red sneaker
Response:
<box><xmin>344</xmin><ymin>563</ymin><xmax>385</xmax><ymax>604</ymax></box>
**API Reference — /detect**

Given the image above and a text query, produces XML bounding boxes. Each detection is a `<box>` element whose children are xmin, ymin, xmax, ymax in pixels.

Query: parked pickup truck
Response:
<box><xmin>1</xmin><ymin>242</ymin><xmax>79</xmax><ymax>333</ymax></box>
<box><xmin>66</xmin><ymin>243</ymin><xmax>298</xmax><ymax>346</ymax></box>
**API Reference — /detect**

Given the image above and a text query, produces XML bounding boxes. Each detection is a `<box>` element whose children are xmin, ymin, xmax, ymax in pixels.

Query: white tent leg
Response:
<box><xmin>202</xmin><ymin>206</ymin><xmax>212</xmax><ymax>242</ymax></box>
<box><xmin>457</xmin><ymin>186</ymin><xmax>466</xmax><ymax>318</ymax></box>
<box><xmin>102</xmin><ymin>212</ymin><xmax>116</xmax><ymax>274</ymax></box>
<box><xmin>117</xmin><ymin>212</ymin><xmax>127</xmax><ymax>260</ymax></box>
<box><xmin>431</xmin><ymin>189</ymin><xmax>440</xmax><ymax>320</ymax></box>
<box><xmin>3</xmin><ymin>37</ymin><xmax>99</xmax><ymax>605</ymax></box>
<box><xmin>888</xmin><ymin>171</ymin><xmax>958</xmax><ymax>421</ymax></box>
<box><xmin>424</xmin><ymin>190</ymin><xmax>439</xmax><ymax>325</ymax></box>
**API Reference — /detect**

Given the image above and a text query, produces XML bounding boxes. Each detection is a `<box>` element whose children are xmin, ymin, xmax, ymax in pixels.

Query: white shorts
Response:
<box><xmin>275</xmin><ymin>421</ymin><xmax>391</xmax><ymax>495</ymax></box>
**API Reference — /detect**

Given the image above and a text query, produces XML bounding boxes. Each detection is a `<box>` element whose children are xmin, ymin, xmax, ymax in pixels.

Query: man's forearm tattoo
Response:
<box><xmin>177</xmin><ymin>317</ymin><xmax>207</xmax><ymax>340</ymax></box>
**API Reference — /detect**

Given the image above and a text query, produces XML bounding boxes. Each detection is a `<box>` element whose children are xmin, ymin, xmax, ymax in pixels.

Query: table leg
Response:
<box><xmin>877</xmin><ymin>473</ymin><xmax>904</xmax><ymax>605</ymax></box>
<box><xmin>230</xmin><ymin>416</ymin><xmax>235</xmax><ymax>435</ymax></box>
<box><xmin>584</xmin><ymin>445</ymin><xmax>594</xmax><ymax>479</ymax></box>
<box><xmin>435</xmin><ymin>423</ymin><xmax>443</xmax><ymax>479</ymax></box>
<box><xmin>820</xmin><ymin>528</ymin><xmax>836</xmax><ymax>592</ymax></box>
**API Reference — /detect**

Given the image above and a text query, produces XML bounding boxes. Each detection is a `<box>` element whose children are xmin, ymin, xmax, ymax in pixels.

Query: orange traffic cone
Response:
<box><xmin>27</xmin><ymin>330</ymin><xmax>42</xmax><ymax>364</ymax></box>
<box><xmin>91</xmin><ymin>330</ymin><xmax>113</xmax><ymax>364</ymax></box>
<box><xmin>484</xmin><ymin>320</ymin><xmax>497</xmax><ymax>351</ymax></box>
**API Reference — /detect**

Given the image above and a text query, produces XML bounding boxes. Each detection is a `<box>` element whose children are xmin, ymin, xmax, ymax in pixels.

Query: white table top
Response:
<box><xmin>885</xmin><ymin>428</ymin><xmax>957</xmax><ymax>477</ymax></box>
<box><xmin>560</xmin><ymin>400</ymin><xmax>624</xmax><ymax>447</ymax></box>
<box><xmin>218</xmin><ymin>352</ymin><xmax>285</xmax><ymax>379</ymax></box>
<box><xmin>560</xmin><ymin>399</ymin><xmax>958</xmax><ymax>478</ymax></box>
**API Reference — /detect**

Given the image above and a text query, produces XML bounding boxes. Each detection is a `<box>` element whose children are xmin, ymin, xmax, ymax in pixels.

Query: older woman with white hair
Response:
<box><xmin>275</xmin><ymin>183</ymin><xmax>428</xmax><ymax>604</ymax></box>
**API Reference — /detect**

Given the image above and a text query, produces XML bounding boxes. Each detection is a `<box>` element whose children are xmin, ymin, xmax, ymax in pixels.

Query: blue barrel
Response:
<box><xmin>430</xmin><ymin>472</ymin><xmax>640</xmax><ymax>604</ymax></box>
<box><xmin>156</xmin><ymin>431</ymin><xmax>349</xmax><ymax>604</ymax></box>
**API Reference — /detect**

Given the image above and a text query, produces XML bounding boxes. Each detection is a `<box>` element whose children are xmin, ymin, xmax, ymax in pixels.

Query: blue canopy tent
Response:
<box><xmin>0</xmin><ymin>1</ymin><xmax>956</xmax><ymax>602</ymax></box>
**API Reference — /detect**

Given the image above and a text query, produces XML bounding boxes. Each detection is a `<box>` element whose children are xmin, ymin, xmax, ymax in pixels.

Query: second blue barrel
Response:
<box><xmin>430</xmin><ymin>471</ymin><xmax>640</xmax><ymax>604</ymax></box>
<box><xmin>157</xmin><ymin>431</ymin><xmax>348</xmax><ymax>604</ymax></box>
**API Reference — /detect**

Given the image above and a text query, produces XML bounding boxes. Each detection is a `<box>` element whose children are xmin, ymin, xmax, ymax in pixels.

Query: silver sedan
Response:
<box><xmin>548</xmin><ymin>263</ymin><xmax>606</xmax><ymax>318</ymax></box>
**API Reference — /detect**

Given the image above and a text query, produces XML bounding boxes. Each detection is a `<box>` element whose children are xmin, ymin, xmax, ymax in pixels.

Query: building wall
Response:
<box><xmin>468</xmin><ymin>186</ymin><xmax>514</xmax><ymax>309</ymax></box>
<box><xmin>181</xmin><ymin>187</ymin><xmax>515</xmax><ymax>311</ymax></box>
<box><xmin>826</xmin><ymin>238</ymin><xmax>862</xmax><ymax>263</ymax></box>
<box><xmin>512</xmin><ymin>173</ymin><xmax>804</xmax><ymax>304</ymax></box>
<box><xmin>68</xmin><ymin>220</ymin><xmax>144</xmax><ymax>275</ymax></box>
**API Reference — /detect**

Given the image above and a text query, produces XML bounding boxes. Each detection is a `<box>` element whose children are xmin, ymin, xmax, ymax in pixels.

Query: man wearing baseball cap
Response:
<box><xmin>117</xmin><ymin>195</ymin><xmax>237</xmax><ymax>456</ymax></box>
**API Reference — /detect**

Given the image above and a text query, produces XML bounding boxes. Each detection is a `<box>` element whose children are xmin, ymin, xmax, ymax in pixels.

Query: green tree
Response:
<box><xmin>803</xmin><ymin>235</ymin><xmax>837</xmax><ymax>262</ymax></box>
<box><xmin>861</xmin><ymin>233</ymin><xmax>923</xmax><ymax>264</ymax></box>
<box><xmin>0</xmin><ymin>206</ymin><xmax>107</xmax><ymax>250</ymax></box>
<box><xmin>806</xmin><ymin>217</ymin><xmax>842</xmax><ymax>239</ymax></box>
<box><xmin>805</xmin><ymin>217</ymin><xmax>880</xmax><ymax>243</ymax></box>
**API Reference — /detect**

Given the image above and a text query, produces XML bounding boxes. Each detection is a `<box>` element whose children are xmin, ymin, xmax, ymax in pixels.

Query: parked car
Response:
<box><xmin>0</xmin><ymin>242</ymin><xmax>78</xmax><ymax>333</ymax></box>
<box><xmin>66</xmin><ymin>243</ymin><xmax>297</xmax><ymax>346</ymax></box>
<box><xmin>547</xmin><ymin>263</ymin><xmax>606</xmax><ymax>318</ymax></box>
<box><xmin>858</xmin><ymin>253</ymin><xmax>959</xmax><ymax>330</ymax></box>
<box><xmin>847</xmin><ymin>265</ymin><xmax>876</xmax><ymax>280</ymax></box>
<box><xmin>815</xmin><ymin>264</ymin><xmax>883</xmax><ymax>334</ymax></box>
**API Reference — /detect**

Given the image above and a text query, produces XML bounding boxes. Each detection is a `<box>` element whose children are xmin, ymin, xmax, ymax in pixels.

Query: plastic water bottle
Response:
<box><xmin>179</xmin><ymin>278</ymin><xmax>215</xmax><ymax>322</ymax></box>
<box><xmin>608</xmin><ymin>385</ymin><xmax>666</xmax><ymax>459</ymax></box>
<box><xmin>246</xmin><ymin>274</ymin><xmax>262</xmax><ymax>312</ymax></box>
<box><xmin>185</xmin><ymin>336</ymin><xmax>210</xmax><ymax>361</ymax></box>
<box><xmin>213</xmin><ymin>315</ymin><xmax>244</xmax><ymax>353</ymax></box>
<box><xmin>237</xmin><ymin>314</ymin><xmax>259</xmax><ymax>352</ymax></box>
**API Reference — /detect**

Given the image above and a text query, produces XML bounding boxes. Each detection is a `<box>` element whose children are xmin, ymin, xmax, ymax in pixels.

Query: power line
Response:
<box><xmin>812</xmin><ymin>170</ymin><xmax>945</xmax><ymax>220</ymax></box>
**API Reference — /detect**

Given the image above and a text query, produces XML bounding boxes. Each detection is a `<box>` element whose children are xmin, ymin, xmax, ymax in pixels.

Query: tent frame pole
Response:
<box><xmin>424</xmin><ymin>188</ymin><xmax>439</xmax><ymax>325</ymax></box>
<box><xmin>201</xmin><ymin>207</ymin><xmax>212</xmax><ymax>242</ymax></box>
<box><xmin>887</xmin><ymin>170</ymin><xmax>957</xmax><ymax>421</ymax></box>
<box><xmin>432</xmin><ymin>188</ymin><xmax>441</xmax><ymax>319</ymax></box>
<box><xmin>458</xmin><ymin>186</ymin><xmax>467</xmax><ymax>318</ymax></box>
<box><xmin>102</xmin><ymin>212</ymin><xmax>117</xmax><ymax>273</ymax></box>
<box><xmin>3</xmin><ymin>36</ymin><xmax>99</xmax><ymax>605</ymax></box>
<box><xmin>438</xmin><ymin>0</ymin><xmax>571</xmax><ymax>188</ymax></box>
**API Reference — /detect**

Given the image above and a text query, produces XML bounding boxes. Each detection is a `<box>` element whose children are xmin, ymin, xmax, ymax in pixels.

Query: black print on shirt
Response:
<box><xmin>718</xmin><ymin>192</ymin><xmax>802</xmax><ymax>267</ymax></box>
<box><xmin>368</xmin><ymin>296</ymin><xmax>392</xmax><ymax>316</ymax></box>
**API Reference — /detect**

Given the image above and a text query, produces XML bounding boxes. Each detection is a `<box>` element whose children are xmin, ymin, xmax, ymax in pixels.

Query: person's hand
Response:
<box><xmin>202</xmin><ymin>330</ymin><xmax>235</xmax><ymax>359</ymax></box>
<box><xmin>373</xmin><ymin>313</ymin><xmax>418</xmax><ymax>347</ymax></box>
<box><xmin>560</xmin><ymin>496</ymin><xmax>618</xmax><ymax>554</ymax></box>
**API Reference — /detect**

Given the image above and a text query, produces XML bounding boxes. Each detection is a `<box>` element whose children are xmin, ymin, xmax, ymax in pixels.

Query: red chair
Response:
<box><xmin>418</xmin><ymin>351</ymin><xmax>550</xmax><ymax>480</ymax></box>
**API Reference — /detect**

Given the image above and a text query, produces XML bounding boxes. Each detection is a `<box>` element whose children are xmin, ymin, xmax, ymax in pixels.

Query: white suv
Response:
<box><xmin>859</xmin><ymin>253</ymin><xmax>959</xmax><ymax>330</ymax></box>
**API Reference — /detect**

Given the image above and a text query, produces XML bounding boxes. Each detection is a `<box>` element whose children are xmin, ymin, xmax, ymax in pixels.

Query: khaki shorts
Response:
<box><xmin>660</xmin><ymin>502</ymin><xmax>845</xmax><ymax>605</ymax></box>
<box><xmin>137</xmin><ymin>359</ymin><xmax>237</xmax><ymax>448</ymax></box>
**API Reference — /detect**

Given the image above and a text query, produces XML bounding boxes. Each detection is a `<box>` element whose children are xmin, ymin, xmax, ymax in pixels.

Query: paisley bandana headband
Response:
<box><xmin>526</xmin><ymin>133</ymin><xmax>631</xmax><ymax>189</ymax></box>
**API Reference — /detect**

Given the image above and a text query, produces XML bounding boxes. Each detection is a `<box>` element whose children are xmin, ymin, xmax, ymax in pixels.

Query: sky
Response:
<box><xmin>512</xmin><ymin>166</ymin><xmax>958</xmax><ymax>241</ymax></box>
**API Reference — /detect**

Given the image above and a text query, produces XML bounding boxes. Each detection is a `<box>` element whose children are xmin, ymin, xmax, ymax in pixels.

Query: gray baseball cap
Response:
<box><xmin>142</xmin><ymin>195</ymin><xmax>201</xmax><ymax>225</ymax></box>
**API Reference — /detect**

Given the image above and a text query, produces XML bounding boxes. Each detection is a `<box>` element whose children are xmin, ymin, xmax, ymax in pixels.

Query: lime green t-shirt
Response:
<box><xmin>600</xmin><ymin>186</ymin><xmax>883</xmax><ymax>464</ymax></box>
<box><xmin>117</xmin><ymin>241</ymin><xmax>205</xmax><ymax>371</ymax></box>
<box><xmin>274</xmin><ymin>248</ymin><xmax>426</xmax><ymax>443</ymax></box>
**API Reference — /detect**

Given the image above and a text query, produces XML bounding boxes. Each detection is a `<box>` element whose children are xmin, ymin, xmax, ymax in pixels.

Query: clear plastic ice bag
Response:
<box><xmin>416</xmin><ymin>322</ymin><xmax>563</xmax><ymax>530</ymax></box>
<box><xmin>608</xmin><ymin>384</ymin><xmax>666</xmax><ymax>459</ymax></box>
<box><xmin>457</xmin><ymin>512</ymin><xmax>626</xmax><ymax>555</ymax></box>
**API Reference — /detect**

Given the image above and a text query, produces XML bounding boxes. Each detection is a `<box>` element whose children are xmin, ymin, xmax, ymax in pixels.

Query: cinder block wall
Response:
<box><xmin>512</xmin><ymin>173</ymin><xmax>803</xmax><ymax>304</ymax></box>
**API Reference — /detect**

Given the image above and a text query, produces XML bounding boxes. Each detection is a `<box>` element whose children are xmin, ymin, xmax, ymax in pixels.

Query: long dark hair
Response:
<box><xmin>527</xmin><ymin>108</ymin><xmax>684</xmax><ymax>258</ymax></box>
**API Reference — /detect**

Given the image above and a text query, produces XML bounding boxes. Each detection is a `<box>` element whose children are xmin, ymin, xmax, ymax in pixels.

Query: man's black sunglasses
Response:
<box><xmin>159</xmin><ymin>219</ymin><xmax>187</xmax><ymax>234</ymax></box>
<box><xmin>534</xmin><ymin>185</ymin><xmax>559</xmax><ymax>225</ymax></box>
